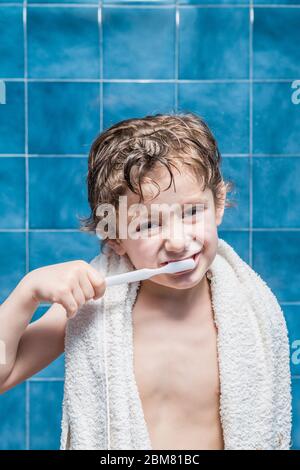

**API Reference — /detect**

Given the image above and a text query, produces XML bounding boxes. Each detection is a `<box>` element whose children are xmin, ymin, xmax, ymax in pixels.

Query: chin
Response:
<box><xmin>153</xmin><ymin>271</ymin><xmax>206</xmax><ymax>289</ymax></box>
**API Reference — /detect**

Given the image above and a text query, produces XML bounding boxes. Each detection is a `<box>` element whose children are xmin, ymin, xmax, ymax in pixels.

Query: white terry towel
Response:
<box><xmin>60</xmin><ymin>237</ymin><xmax>292</xmax><ymax>450</ymax></box>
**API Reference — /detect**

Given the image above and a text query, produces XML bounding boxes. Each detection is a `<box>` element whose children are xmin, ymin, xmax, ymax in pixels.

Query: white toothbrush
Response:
<box><xmin>105</xmin><ymin>258</ymin><xmax>196</xmax><ymax>287</ymax></box>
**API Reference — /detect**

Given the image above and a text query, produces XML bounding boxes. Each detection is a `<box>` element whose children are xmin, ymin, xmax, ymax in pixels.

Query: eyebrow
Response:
<box><xmin>128</xmin><ymin>199</ymin><xmax>208</xmax><ymax>221</ymax></box>
<box><xmin>182</xmin><ymin>198</ymin><xmax>208</xmax><ymax>204</ymax></box>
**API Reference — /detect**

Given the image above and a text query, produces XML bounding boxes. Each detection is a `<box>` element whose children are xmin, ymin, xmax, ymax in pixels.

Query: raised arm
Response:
<box><xmin>0</xmin><ymin>260</ymin><xmax>106</xmax><ymax>394</ymax></box>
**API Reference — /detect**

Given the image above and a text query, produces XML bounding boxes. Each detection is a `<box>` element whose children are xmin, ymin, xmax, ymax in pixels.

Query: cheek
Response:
<box><xmin>192</xmin><ymin>217</ymin><xmax>218</xmax><ymax>253</ymax></box>
<box><xmin>126</xmin><ymin>239</ymin><xmax>159</xmax><ymax>268</ymax></box>
<box><xmin>199</xmin><ymin>213</ymin><xmax>218</xmax><ymax>237</ymax></box>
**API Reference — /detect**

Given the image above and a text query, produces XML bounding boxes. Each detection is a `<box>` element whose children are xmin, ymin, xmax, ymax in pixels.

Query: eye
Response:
<box><xmin>183</xmin><ymin>205</ymin><xmax>205</xmax><ymax>218</ymax></box>
<box><xmin>137</xmin><ymin>221</ymin><xmax>159</xmax><ymax>232</ymax></box>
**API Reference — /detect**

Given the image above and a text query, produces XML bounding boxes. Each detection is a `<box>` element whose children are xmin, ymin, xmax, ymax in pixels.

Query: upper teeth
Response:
<box><xmin>163</xmin><ymin>251</ymin><xmax>201</xmax><ymax>265</ymax></box>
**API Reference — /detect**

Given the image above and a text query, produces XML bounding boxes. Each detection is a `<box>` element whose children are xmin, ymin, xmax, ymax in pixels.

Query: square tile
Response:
<box><xmin>0</xmin><ymin>82</ymin><xmax>25</xmax><ymax>154</ymax></box>
<box><xmin>253</xmin><ymin>82</ymin><xmax>300</xmax><ymax>155</ymax></box>
<box><xmin>27</xmin><ymin>6</ymin><xmax>100</xmax><ymax>79</ymax></box>
<box><xmin>179</xmin><ymin>82</ymin><xmax>249</xmax><ymax>154</ymax></box>
<box><xmin>103</xmin><ymin>82</ymin><xmax>175</xmax><ymax>130</ymax></box>
<box><xmin>28</xmin><ymin>82</ymin><xmax>100</xmax><ymax>154</ymax></box>
<box><xmin>29</xmin><ymin>231</ymin><xmax>101</xmax><ymax>271</ymax></box>
<box><xmin>220</xmin><ymin>157</ymin><xmax>249</xmax><ymax>229</ymax></box>
<box><xmin>29</xmin><ymin>381</ymin><xmax>64</xmax><ymax>450</ymax></box>
<box><xmin>103</xmin><ymin>6</ymin><xmax>175</xmax><ymax>79</ymax></box>
<box><xmin>253</xmin><ymin>231</ymin><xmax>300</xmax><ymax>303</ymax></box>
<box><xmin>253</xmin><ymin>8</ymin><xmax>300</xmax><ymax>79</ymax></box>
<box><xmin>0</xmin><ymin>157</ymin><xmax>25</xmax><ymax>229</ymax></box>
<box><xmin>282</xmin><ymin>305</ymin><xmax>300</xmax><ymax>377</ymax></box>
<box><xmin>0</xmin><ymin>232</ymin><xmax>26</xmax><ymax>304</ymax></box>
<box><xmin>253</xmin><ymin>157</ymin><xmax>300</xmax><ymax>228</ymax></box>
<box><xmin>292</xmin><ymin>379</ymin><xmax>300</xmax><ymax>450</ymax></box>
<box><xmin>29</xmin><ymin>157</ymin><xmax>90</xmax><ymax>229</ymax></box>
<box><xmin>0</xmin><ymin>6</ymin><xmax>24</xmax><ymax>78</ymax></box>
<box><xmin>179</xmin><ymin>7</ymin><xmax>249</xmax><ymax>79</ymax></box>
<box><xmin>0</xmin><ymin>383</ymin><xmax>26</xmax><ymax>450</ymax></box>
<box><xmin>218</xmin><ymin>231</ymin><xmax>250</xmax><ymax>264</ymax></box>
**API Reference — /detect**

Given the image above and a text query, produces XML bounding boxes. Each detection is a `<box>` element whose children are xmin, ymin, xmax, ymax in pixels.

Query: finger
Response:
<box><xmin>78</xmin><ymin>271</ymin><xmax>95</xmax><ymax>301</ymax></box>
<box><xmin>86</xmin><ymin>267</ymin><xmax>106</xmax><ymax>300</ymax></box>
<box><xmin>71</xmin><ymin>284</ymin><xmax>86</xmax><ymax>310</ymax></box>
<box><xmin>59</xmin><ymin>291</ymin><xmax>79</xmax><ymax>318</ymax></box>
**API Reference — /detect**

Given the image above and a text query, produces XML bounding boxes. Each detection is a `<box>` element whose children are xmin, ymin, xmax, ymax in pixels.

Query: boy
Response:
<box><xmin>0</xmin><ymin>112</ymin><xmax>291</xmax><ymax>450</ymax></box>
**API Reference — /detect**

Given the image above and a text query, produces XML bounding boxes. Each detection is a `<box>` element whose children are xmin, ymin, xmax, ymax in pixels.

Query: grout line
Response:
<box><xmin>0</xmin><ymin>154</ymin><xmax>89</xmax><ymax>157</ymax></box>
<box><xmin>281</xmin><ymin>302</ymin><xmax>300</xmax><ymax>306</ymax></box>
<box><xmin>103</xmin><ymin>4</ymin><xmax>300</xmax><ymax>8</ymax></box>
<box><xmin>0</xmin><ymin>228</ymin><xmax>84</xmax><ymax>232</ymax></box>
<box><xmin>174</xmin><ymin>1</ymin><xmax>179</xmax><ymax>111</ymax></box>
<box><xmin>29</xmin><ymin>378</ymin><xmax>64</xmax><ymax>382</ymax></box>
<box><xmin>3</xmin><ymin>153</ymin><xmax>300</xmax><ymax>157</ymax></box>
<box><xmin>181</xmin><ymin>4</ymin><xmax>300</xmax><ymax>8</ymax></box>
<box><xmin>1</xmin><ymin>78</ymin><xmax>299</xmax><ymax>83</ymax></box>
<box><xmin>23</xmin><ymin>3</ymin><xmax>29</xmax><ymax>272</ymax></box>
<box><xmin>247</xmin><ymin>154</ymin><xmax>300</xmax><ymax>157</ymax></box>
<box><xmin>25</xmin><ymin>380</ymin><xmax>30</xmax><ymax>450</ymax></box>
<box><xmin>99</xmin><ymin>0</ymin><xmax>104</xmax><ymax>133</ymax></box>
<box><xmin>3</xmin><ymin>3</ymin><xmax>101</xmax><ymax>8</ymax></box>
<box><xmin>107</xmin><ymin>4</ymin><xmax>300</xmax><ymax>7</ymax></box>
<box><xmin>98</xmin><ymin>1</ymin><xmax>103</xmax><ymax>132</ymax></box>
<box><xmin>0</xmin><ymin>4</ymin><xmax>251</xmax><ymax>9</ymax></box>
<box><xmin>23</xmin><ymin>1</ymin><xmax>31</xmax><ymax>451</ymax></box>
<box><xmin>1</xmin><ymin>227</ymin><xmax>300</xmax><ymax>232</ymax></box>
<box><xmin>248</xmin><ymin>2</ymin><xmax>254</xmax><ymax>268</ymax></box>
<box><xmin>1</xmin><ymin>4</ymin><xmax>300</xmax><ymax>9</ymax></box>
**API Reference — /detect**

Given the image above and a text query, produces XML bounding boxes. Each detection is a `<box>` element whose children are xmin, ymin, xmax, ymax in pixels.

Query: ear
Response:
<box><xmin>107</xmin><ymin>239</ymin><xmax>127</xmax><ymax>256</ymax></box>
<box><xmin>215</xmin><ymin>182</ymin><xmax>227</xmax><ymax>227</ymax></box>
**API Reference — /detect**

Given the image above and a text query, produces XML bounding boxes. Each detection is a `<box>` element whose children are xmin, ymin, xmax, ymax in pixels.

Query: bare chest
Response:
<box><xmin>132</xmin><ymin>298</ymin><xmax>224</xmax><ymax>449</ymax></box>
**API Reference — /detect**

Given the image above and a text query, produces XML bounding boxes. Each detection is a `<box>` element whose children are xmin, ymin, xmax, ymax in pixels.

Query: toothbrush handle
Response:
<box><xmin>104</xmin><ymin>259</ymin><xmax>194</xmax><ymax>287</ymax></box>
<box><xmin>105</xmin><ymin>268</ymin><xmax>153</xmax><ymax>287</ymax></box>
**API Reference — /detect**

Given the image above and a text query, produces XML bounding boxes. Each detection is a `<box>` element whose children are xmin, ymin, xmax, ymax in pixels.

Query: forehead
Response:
<box><xmin>125</xmin><ymin>164</ymin><xmax>211</xmax><ymax>207</ymax></box>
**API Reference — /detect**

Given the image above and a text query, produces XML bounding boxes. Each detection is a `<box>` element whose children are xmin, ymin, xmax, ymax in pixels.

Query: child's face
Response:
<box><xmin>107</xmin><ymin>165</ymin><xmax>226</xmax><ymax>291</ymax></box>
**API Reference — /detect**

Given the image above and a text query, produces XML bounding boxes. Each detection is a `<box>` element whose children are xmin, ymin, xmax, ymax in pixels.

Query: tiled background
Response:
<box><xmin>0</xmin><ymin>0</ymin><xmax>299</xmax><ymax>450</ymax></box>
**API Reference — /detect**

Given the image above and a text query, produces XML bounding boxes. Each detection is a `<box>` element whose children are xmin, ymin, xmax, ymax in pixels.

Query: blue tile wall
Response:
<box><xmin>179</xmin><ymin>82</ymin><xmax>250</xmax><ymax>154</ymax></box>
<box><xmin>29</xmin><ymin>381</ymin><xmax>64</xmax><ymax>450</ymax></box>
<box><xmin>0</xmin><ymin>6</ymin><xmax>24</xmax><ymax>78</ymax></box>
<box><xmin>0</xmin><ymin>158</ymin><xmax>25</xmax><ymax>229</ymax></box>
<box><xmin>28</xmin><ymin>82</ymin><xmax>100</xmax><ymax>154</ymax></box>
<box><xmin>179</xmin><ymin>7</ymin><xmax>249</xmax><ymax>79</ymax></box>
<box><xmin>253</xmin><ymin>83</ymin><xmax>300</xmax><ymax>155</ymax></box>
<box><xmin>0</xmin><ymin>82</ymin><xmax>24</xmax><ymax>153</ymax></box>
<box><xmin>0</xmin><ymin>0</ymin><xmax>299</xmax><ymax>450</ymax></box>
<box><xmin>27</xmin><ymin>7</ymin><xmax>100</xmax><ymax>79</ymax></box>
<box><xmin>29</xmin><ymin>157</ymin><xmax>90</xmax><ymax>228</ymax></box>
<box><xmin>253</xmin><ymin>8</ymin><xmax>300</xmax><ymax>79</ymax></box>
<box><xmin>103</xmin><ymin>7</ymin><xmax>176</xmax><ymax>79</ymax></box>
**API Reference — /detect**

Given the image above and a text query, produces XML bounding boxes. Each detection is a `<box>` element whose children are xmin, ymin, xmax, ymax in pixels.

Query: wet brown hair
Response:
<box><xmin>79</xmin><ymin>112</ymin><xmax>237</xmax><ymax>252</ymax></box>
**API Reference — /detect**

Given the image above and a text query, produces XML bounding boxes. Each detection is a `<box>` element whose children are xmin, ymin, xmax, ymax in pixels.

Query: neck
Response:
<box><xmin>138</xmin><ymin>272</ymin><xmax>211</xmax><ymax>319</ymax></box>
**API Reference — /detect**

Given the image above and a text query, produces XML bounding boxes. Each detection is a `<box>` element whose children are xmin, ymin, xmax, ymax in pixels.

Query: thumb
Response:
<box><xmin>87</xmin><ymin>267</ymin><xmax>106</xmax><ymax>299</ymax></box>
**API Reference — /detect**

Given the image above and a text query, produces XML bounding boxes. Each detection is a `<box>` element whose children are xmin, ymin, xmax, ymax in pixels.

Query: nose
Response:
<box><xmin>165</xmin><ymin>237</ymin><xmax>188</xmax><ymax>253</ymax></box>
<box><xmin>164</xmin><ymin>221</ymin><xmax>192</xmax><ymax>253</ymax></box>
